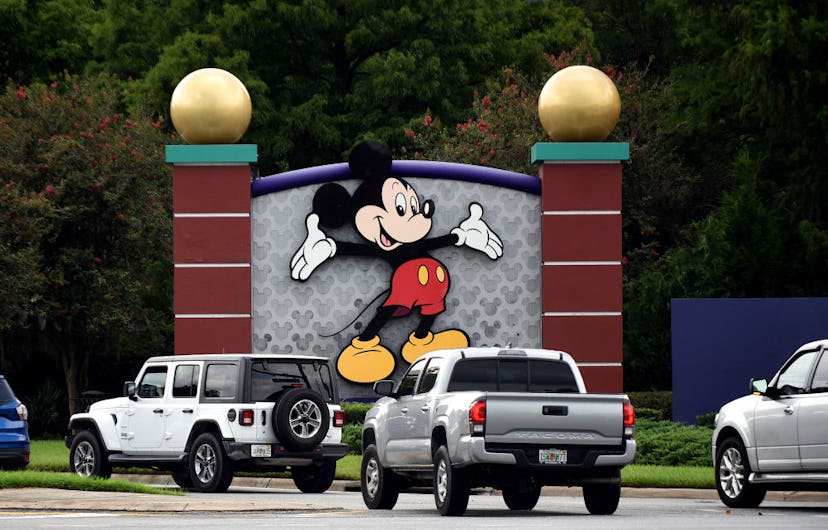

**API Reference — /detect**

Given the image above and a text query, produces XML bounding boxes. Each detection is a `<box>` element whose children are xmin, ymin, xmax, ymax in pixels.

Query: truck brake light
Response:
<box><xmin>469</xmin><ymin>399</ymin><xmax>486</xmax><ymax>436</ymax></box>
<box><xmin>623</xmin><ymin>401</ymin><xmax>635</xmax><ymax>439</ymax></box>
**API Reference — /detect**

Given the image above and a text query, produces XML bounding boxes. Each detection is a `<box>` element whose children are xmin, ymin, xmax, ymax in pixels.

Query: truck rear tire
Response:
<box><xmin>583</xmin><ymin>469</ymin><xmax>621</xmax><ymax>515</ymax></box>
<box><xmin>361</xmin><ymin>444</ymin><xmax>399</xmax><ymax>509</ymax></box>
<box><xmin>292</xmin><ymin>460</ymin><xmax>336</xmax><ymax>493</ymax></box>
<box><xmin>433</xmin><ymin>445</ymin><xmax>469</xmax><ymax>516</ymax></box>
<box><xmin>189</xmin><ymin>432</ymin><xmax>234</xmax><ymax>493</ymax></box>
<box><xmin>715</xmin><ymin>436</ymin><xmax>766</xmax><ymax>508</ymax></box>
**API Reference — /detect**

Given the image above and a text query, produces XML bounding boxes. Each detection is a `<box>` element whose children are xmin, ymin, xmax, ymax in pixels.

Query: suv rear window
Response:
<box><xmin>250</xmin><ymin>360</ymin><xmax>337</xmax><ymax>403</ymax></box>
<box><xmin>0</xmin><ymin>378</ymin><xmax>15</xmax><ymax>405</ymax></box>
<box><xmin>447</xmin><ymin>358</ymin><xmax>579</xmax><ymax>393</ymax></box>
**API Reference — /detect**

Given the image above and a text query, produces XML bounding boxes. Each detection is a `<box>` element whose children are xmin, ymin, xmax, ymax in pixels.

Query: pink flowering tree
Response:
<box><xmin>0</xmin><ymin>73</ymin><xmax>173</xmax><ymax>415</ymax></box>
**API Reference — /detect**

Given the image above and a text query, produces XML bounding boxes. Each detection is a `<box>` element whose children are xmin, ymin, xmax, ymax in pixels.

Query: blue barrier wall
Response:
<box><xmin>671</xmin><ymin>298</ymin><xmax>828</xmax><ymax>423</ymax></box>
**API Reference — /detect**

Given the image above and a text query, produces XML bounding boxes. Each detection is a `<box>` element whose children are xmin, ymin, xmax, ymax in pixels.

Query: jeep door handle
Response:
<box><xmin>183</xmin><ymin>409</ymin><xmax>193</xmax><ymax>414</ymax></box>
<box><xmin>153</xmin><ymin>408</ymin><xmax>163</xmax><ymax>414</ymax></box>
<box><xmin>784</xmin><ymin>406</ymin><xmax>794</xmax><ymax>415</ymax></box>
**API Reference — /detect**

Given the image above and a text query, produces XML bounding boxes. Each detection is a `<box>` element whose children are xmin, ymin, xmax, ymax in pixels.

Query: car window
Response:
<box><xmin>397</xmin><ymin>359</ymin><xmax>426</xmax><ymax>397</ymax></box>
<box><xmin>0</xmin><ymin>378</ymin><xmax>16</xmax><ymax>405</ymax></box>
<box><xmin>447</xmin><ymin>358</ymin><xmax>579</xmax><ymax>393</ymax></box>
<box><xmin>809</xmin><ymin>352</ymin><xmax>828</xmax><ymax>394</ymax></box>
<box><xmin>138</xmin><ymin>366</ymin><xmax>168</xmax><ymax>398</ymax></box>
<box><xmin>416</xmin><ymin>358</ymin><xmax>444</xmax><ymax>394</ymax></box>
<box><xmin>775</xmin><ymin>351</ymin><xmax>818</xmax><ymax>395</ymax></box>
<box><xmin>173</xmin><ymin>365</ymin><xmax>200</xmax><ymax>398</ymax></box>
<box><xmin>250</xmin><ymin>360</ymin><xmax>337</xmax><ymax>402</ymax></box>
<box><xmin>204</xmin><ymin>364</ymin><xmax>238</xmax><ymax>399</ymax></box>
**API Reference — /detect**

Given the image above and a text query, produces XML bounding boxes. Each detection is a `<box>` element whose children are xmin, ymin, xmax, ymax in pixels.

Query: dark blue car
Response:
<box><xmin>0</xmin><ymin>375</ymin><xmax>29</xmax><ymax>470</ymax></box>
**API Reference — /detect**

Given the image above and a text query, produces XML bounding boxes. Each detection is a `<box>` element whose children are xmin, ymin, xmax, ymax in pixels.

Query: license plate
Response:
<box><xmin>539</xmin><ymin>448</ymin><xmax>567</xmax><ymax>464</ymax></box>
<box><xmin>251</xmin><ymin>444</ymin><xmax>272</xmax><ymax>457</ymax></box>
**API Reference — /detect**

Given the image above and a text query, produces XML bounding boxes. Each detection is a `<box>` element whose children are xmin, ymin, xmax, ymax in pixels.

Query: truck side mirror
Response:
<box><xmin>373</xmin><ymin>380</ymin><xmax>396</xmax><ymax>397</ymax></box>
<box><xmin>750</xmin><ymin>378</ymin><xmax>768</xmax><ymax>394</ymax></box>
<box><xmin>124</xmin><ymin>381</ymin><xmax>136</xmax><ymax>400</ymax></box>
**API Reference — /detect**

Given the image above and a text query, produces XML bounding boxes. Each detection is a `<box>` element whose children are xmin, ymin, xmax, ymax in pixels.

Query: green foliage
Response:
<box><xmin>21</xmin><ymin>381</ymin><xmax>67</xmax><ymax>438</ymax></box>
<box><xmin>696</xmin><ymin>413</ymin><xmax>717</xmax><ymax>429</ymax></box>
<box><xmin>634</xmin><ymin>419</ymin><xmax>712</xmax><ymax>467</ymax></box>
<box><xmin>341</xmin><ymin>401</ymin><xmax>373</xmax><ymax>425</ymax></box>
<box><xmin>0</xmin><ymin>470</ymin><xmax>182</xmax><ymax>494</ymax></box>
<box><xmin>0</xmin><ymin>73</ymin><xmax>173</xmax><ymax>410</ymax></box>
<box><xmin>627</xmin><ymin>391</ymin><xmax>672</xmax><ymax>418</ymax></box>
<box><xmin>341</xmin><ymin>423</ymin><xmax>363</xmax><ymax>455</ymax></box>
<box><xmin>622</xmin><ymin>464</ymin><xmax>714</xmax><ymax>489</ymax></box>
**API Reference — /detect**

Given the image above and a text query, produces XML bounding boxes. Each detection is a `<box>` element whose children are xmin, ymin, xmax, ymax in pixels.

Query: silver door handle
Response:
<box><xmin>421</xmin><ymin>405</ymin><xmax>430</xmax><ymax>412</ymax></box>
<box><xmin>400</xmin><ymin>407</ymin><xmax>408</xmax><ymax>414</ymax></box>
<box><xmin>784</xmin><ymin>406</ymin><xmax>794</xmax><ymax>415</ymax></box>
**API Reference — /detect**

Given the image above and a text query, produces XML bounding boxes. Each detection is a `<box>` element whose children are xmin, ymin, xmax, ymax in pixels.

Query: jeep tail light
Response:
<box><xmin>240</xmin><ymin>408</ymin><xmax>255</xmax><ymax>426</ymax></box>
<box><xmin>469</xmin><ymin>399</ymin><xmax>486</xmax><ymax>436</ymax></box>
<box><xmin>16</xmin><ymin>403</ymin><xmax>27</xmax><ymax>421</ymax></box>
<box><xmin>333</xmin><ymin>410</ymin><xmax>346</xmax><ymax>428</ymax></box>
<box><xmin>623</xmin><ymin>401</ymin><xmax>635</xmax><ymax>439</ymax></box>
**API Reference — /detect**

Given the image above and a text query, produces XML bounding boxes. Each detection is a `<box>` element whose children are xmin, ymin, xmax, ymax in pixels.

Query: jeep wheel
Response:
<box><xmin>433</xmin><ymin>445</ymin><xmax>469</xmax><ymax>516</ymax></box>
<box><xmin>292</xmin><ymin>460</ymin><xmax>336</xmax><ymax>493</ymax></box>
<box><xmin>172</xmin><ymin>467</ymin><xmax>193</xmax><ymax>489</ymax></box>
<box><xmin>361</xmin><ymin>444</ymin><xmax>399</xmax><ymax>509</ymax></box>
<box><xmin>502</xmin><ymin>483</ymin><xmax>541</xmax><ymax>510</ymax></box>
<box><xmin>716</xmin><ymin>436</ymin><xmax>766</xmax><ymax>508</ymax></box>
<box><xmin>274</xmin><ymin>388</ymin><xmax>330</xmax><ymax>451</ymax></box>
<box><xmin>69</xmin><ymin>430</ymin><xmax>112</xmax><ymax>479</ymax></box>
<box><xmin>189</xmin><ymin>432</ymin><xmax>234</xmax><ymax>493</ymax></box>
<box><xmin>582</xmin><ymin>469</ymin><xmax>621</xmax><ymax>515</ymax></box>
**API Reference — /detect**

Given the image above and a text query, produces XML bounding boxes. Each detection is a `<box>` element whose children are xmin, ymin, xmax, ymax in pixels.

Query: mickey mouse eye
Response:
<box><xmin>410</xmin><ymin>196</ymin><xmax>420</xmax><ymax>215</ymax></box>
<box><xmin>395</xmin><ymin>193</ymin><xmax>406</xmax><ymax>216</ymax></box>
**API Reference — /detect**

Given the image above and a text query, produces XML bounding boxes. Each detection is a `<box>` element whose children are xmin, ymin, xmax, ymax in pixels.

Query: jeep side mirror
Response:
<box><xmin>373</xmin><ymin>380</ymin><xmax>396</xmax><ymax>397</ymax></box>
<box><xmin>124</xmin><ymin>381</ymin><xmax>136</xmax><ymax>400</ymax></box>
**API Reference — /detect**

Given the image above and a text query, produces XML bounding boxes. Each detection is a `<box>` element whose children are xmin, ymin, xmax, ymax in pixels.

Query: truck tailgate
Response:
<box><xmin>483</xmin><ymin>393</ymin><xmax>625</xmax><ymax>446</ymax></box>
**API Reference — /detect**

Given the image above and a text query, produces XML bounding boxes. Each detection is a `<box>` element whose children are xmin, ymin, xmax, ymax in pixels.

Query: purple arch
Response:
<box><xmin>251</xmin><ymin>160</ymin><xmax>540</xmax><ymax>197</ymax></box>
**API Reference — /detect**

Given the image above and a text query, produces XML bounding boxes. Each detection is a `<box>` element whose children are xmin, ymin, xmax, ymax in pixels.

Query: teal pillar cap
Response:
<box><xmin>166</xmin><ymin>144</ymin><xmax>258</xmax><ymax>164</ymax></box>
<box><xmin>531</xmin><ymin>142</ymin><xmax>629</xmax><ymax>163</ymax></box>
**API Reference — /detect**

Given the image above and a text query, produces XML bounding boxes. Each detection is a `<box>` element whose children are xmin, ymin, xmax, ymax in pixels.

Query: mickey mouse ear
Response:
<box><xmin>348</xmin><ymin>141</ymin><xmax>392</xmax><ymax>180</ymax></box>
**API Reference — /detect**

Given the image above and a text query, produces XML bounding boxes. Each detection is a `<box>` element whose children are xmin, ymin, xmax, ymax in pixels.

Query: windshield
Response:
<box><xmin>250</xmin><ymin>360</ymin><xmax>337</xmax><ymax>403</ymax></box>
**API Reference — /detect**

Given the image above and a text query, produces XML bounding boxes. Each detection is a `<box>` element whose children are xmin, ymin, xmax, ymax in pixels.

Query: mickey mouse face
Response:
<box><xmin>355</xmin><ymin>177</ymin><xmax>434</xmax><ymax>250</ymax></box>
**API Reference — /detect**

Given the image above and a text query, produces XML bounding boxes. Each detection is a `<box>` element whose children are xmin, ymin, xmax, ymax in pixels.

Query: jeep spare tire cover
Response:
<box><xmin>273</xmin><ymin>388</ymin><xmax>330</xmax><ymax>451</ymax></box>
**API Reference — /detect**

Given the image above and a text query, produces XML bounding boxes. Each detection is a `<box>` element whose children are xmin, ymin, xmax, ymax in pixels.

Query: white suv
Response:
<box><xmin>65</xmin><ymin>354</ymin><xmax>348</xmax><ymax>493</ymax></box>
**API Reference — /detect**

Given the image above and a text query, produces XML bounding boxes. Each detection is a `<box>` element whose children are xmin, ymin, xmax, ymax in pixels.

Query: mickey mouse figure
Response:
<box><xmin>290</xmin><ymin>141</ymin><xmax>503</xmax><ymax>383</ymax></box>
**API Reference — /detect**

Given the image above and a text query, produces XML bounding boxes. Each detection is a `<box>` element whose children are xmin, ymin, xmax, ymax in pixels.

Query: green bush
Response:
<box><xmin>634</xmin><ymin>419</ymin><xmax>712</xmax><ymax>467</ymax></box>
<box><xmin>696</xmin><ymin>412</ymin><xmax>717</xmax><ymax>429</ymax></box>
<box><xmin>635</xmin><ymin>407</ymin><xmax>667</xmax><ymax>421</ymax></box>
<box><xmin>628</xmin><ymin>391</ymin><xmax>672</xmax><ymax>418</ymax></box>
<box><xmin>341</xmin><ymin>402</ymin><xmax>374</xmax><ymax>425</ymax></box>
<box><xmin>341</xmin><ymin>423</ymin><xmax>363</xmax><ymax>455</ymax></box>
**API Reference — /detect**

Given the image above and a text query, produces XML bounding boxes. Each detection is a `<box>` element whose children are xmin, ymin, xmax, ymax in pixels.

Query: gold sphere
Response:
<box><xmin>537</xmin><ymin>65</ymin><xmax>621</xmax><ymax>142</ymax></box>
<box><xmin>170</xmin><ymin>68</ymin><xmax>252</xmax><ymax>144</ymax></box>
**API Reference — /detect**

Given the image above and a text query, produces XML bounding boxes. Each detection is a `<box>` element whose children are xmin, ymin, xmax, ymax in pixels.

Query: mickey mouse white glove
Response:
<box><xmin>290</xmin><ymin>214</ymin><xmax>337</xmax><ymax>280</ymax></box>
<box><xmin>451</xmin><ymin>203</ymin><xmax>503</xmax><ymax>259</ymax></box>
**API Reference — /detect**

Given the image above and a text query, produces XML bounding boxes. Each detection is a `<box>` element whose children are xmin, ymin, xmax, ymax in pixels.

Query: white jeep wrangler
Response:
<box><xmin>65</xmin><ymin>354</ymin><xmax>348</xmax><ymax>493</ymax></box>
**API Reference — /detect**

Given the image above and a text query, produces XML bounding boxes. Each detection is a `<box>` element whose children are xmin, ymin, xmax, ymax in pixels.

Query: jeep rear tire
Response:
<box><xmin>189</xmin><ymin>432</ymin><xmax>234</xmax><ymax>493</ymax></box>
<box><xmin>292</xmin><ymin>460</ymin><xmax>336</xmax><ymax>493</ymax></box>
<box><xmin>273</xmin><ymin>388</ymin><xmax>330</xmax><ymax>451</ymax></box>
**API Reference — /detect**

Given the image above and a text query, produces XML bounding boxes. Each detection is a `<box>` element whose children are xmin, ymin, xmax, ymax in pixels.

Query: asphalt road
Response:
<box><xmin>0</xmin><ymin>478</ymin><xmax>827</xmax><ymax>529</ymax></box>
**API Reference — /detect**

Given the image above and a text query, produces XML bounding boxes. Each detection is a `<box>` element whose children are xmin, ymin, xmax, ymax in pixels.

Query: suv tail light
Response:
<box><xmin>469</xmin><ymin>399</ymin><xmax>486</xmax><ymax>436</ymax></box>
<box><xmin>16</xmin><ymin>403</ymin><xmax>28</xmax><ymax>421</ymax></box>
<box><xmin>333</xmin><ymin>410</ymin><xmax>345</xmax><ymax>428</ymax></box>
<box><xmin>239</xmin><ymin>408</ymin><xmax>255</xmax><ymax>426</ymax></box>
<box><xmin>623</xmin><ymin>401</ymin><xmax>635</xmax><ymax>439</ymax></box>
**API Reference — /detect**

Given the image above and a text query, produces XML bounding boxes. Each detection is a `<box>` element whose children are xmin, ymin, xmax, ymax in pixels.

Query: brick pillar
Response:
<box><xmin>166</xmin><ymin>144</ymin><xmax>257</xmax><ymax>355</ymax></box>
<box><xmin>531</xmin><ymin>142</ymin><xmax>629</xmax><ymax>393</ymax></box>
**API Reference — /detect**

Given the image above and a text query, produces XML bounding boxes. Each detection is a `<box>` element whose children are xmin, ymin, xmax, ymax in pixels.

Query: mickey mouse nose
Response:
<box><xmin>422</xmin><ymin>200</ymin><xmax>434</xmax><ymax>219</ymax></box>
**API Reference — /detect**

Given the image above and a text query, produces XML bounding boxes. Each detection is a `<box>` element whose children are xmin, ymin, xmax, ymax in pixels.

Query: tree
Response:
<box><xmin>0</xmin><ymin>73</ymin><xmax>173</xmax><ymax>413</ymax></box>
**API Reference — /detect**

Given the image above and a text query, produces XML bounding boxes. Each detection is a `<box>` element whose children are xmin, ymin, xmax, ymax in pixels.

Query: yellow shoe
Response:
<box><xmin>336</xmin><ymin>335</ymin><xmax>396</xmax><ymax>384</ymax></box>
<box><xmin>401</xmin><ymin>329</ymin><xmax>470</xmax><ymax>364</ymax></box>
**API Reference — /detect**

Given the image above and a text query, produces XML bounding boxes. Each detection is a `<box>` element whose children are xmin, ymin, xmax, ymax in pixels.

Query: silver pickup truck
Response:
<box><xmin>360</xmin><ymin>347</ymin><xmax>636</xmax><ymax>516</ymax></box>
<box><xmin>713</xmin><ymin>338</ymin><xmax>828</xmax><ymax>508</ymax></box>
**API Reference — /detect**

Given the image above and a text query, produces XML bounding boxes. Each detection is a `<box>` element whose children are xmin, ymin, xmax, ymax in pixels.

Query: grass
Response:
<box><xmin>14</xmin><ymin>439</ymin><xmax>715</xmax><ymax>492</ymax></box>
